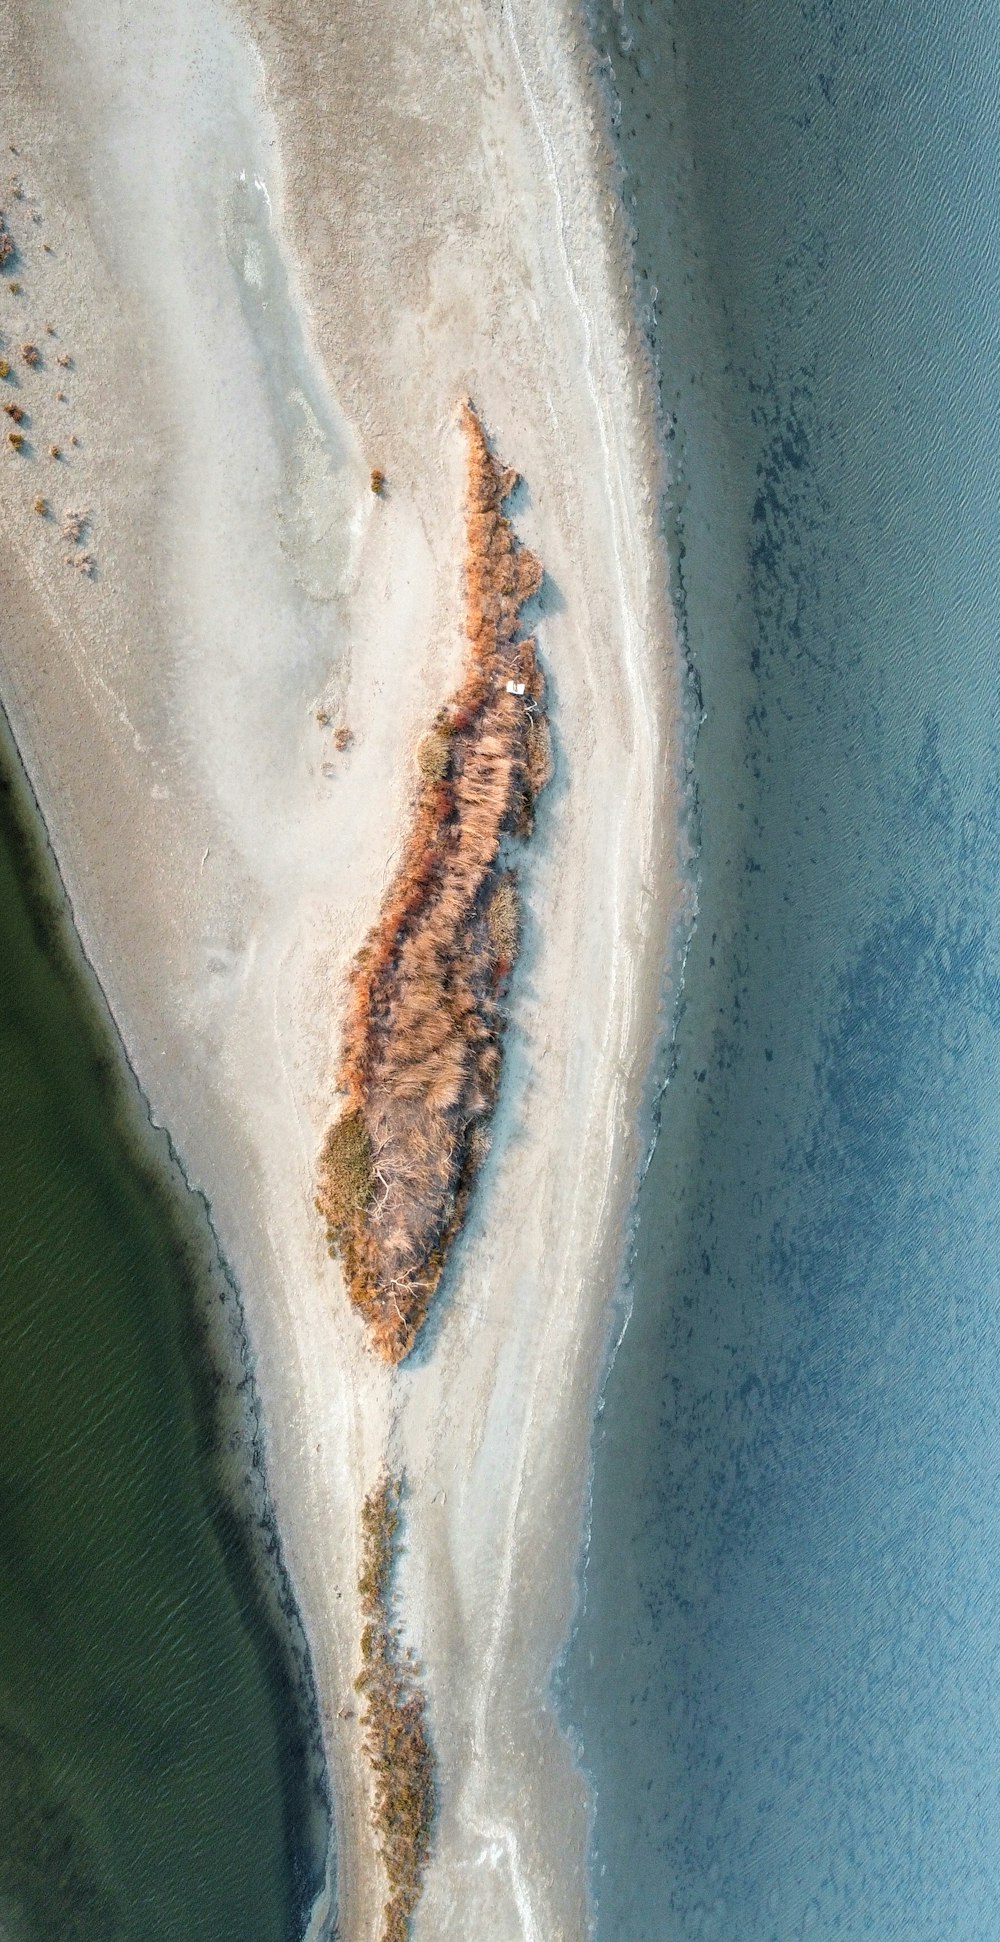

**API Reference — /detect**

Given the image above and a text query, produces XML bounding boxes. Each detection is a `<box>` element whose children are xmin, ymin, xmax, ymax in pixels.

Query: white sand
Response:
<box><xmin>0</xmin><ymin>1</ymin><xmax>680</xmax><ymax>1934</ymax></box>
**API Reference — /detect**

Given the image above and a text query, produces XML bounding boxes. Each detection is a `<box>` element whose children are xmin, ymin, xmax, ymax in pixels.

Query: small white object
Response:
<box><xmin>505</xmin><ymin>680</ymin><xmax>526</xmax><ymax>696</ymax></box>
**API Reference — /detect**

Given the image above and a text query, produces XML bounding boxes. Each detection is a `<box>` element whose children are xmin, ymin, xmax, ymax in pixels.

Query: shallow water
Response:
<box><xmin>0</xmin><ymin>723</ymin><xmax>328</xmax><ymax>1939</ymax></box>
<box><xmin>567</xmin><ymin>1</ymin><xmax>1000</xmax><ymax>1935</ymax></box>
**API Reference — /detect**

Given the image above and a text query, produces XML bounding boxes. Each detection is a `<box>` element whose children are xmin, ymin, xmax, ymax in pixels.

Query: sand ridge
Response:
<box><xmin>0</xmin><ymin>0</ymin><xmax>680</xmax><ymax>1935</ymax></box>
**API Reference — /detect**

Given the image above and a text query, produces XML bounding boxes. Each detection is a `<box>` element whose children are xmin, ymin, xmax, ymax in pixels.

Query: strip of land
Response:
<box><xmin>355</xmin><ymin>1474</ymin><xmax>434</xmax><ymax>1941</ymax></box>
<box><xmin>0</xmin><ymin>0</ymin><xmax>680</xmax><ymax>1935</ymax></box>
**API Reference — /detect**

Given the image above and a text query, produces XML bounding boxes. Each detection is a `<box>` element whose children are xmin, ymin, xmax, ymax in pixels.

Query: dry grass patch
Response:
<box><xmin>416</xmin><ymin>727</ymin><xmax>451</xmax><ymax>782</ymax></box>
<box><xmin>316</xmin><ymin>1111</ymin><xmax>374</xmax><ymax>1241</ymax></box>
<box><xmin>486</xmin><ymin>872</ymin><xmax>519</xmax><ymax>960</ymax></box>
<box><xmin>316</xmin><ymin>403</ymin><xmax>550</xmax><ymax>1361</ymax></box>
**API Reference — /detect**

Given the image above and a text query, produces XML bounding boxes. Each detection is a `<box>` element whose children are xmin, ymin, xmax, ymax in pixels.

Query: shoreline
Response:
<box><xmin>0</xmin><ymin>0</ymin><xmax>682</xmax><ymax>1933</ymax></box>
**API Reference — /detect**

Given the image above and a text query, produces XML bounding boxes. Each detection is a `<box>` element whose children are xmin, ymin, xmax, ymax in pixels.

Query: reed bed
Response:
<box><xmin>355</xmin><ymin>1474</ymin><xmax>435</xmax><ymax>1942</ymax></box>
<box><xmin>316</xmin><ymin>403</ymin><xmax>549</xmax><ymax>1360</ymax></box>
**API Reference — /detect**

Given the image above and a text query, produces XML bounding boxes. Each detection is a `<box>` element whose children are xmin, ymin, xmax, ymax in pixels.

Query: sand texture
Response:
<box><xmin>0</xmin><ymin>1</ymin><xmax>679</xmax><ymax>1935</ymax></box>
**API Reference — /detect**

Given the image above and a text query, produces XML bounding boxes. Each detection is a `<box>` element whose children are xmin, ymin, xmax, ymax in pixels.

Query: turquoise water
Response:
<box><xmin>567</xmin><ymin>1</ymin><xmax>1000</xmax><ymax>1935</ymax></box>
<box><xmin>0</xmin><ymin>721</ymin><xmax>328</xmax><ymax>1939</ymax></box>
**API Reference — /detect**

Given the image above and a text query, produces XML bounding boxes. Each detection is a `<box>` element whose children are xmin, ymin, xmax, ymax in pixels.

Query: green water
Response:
<box><xmin>0</xmin><ymin>723</ymin><xmax>327</xmax><ymax>1939</ymax></box>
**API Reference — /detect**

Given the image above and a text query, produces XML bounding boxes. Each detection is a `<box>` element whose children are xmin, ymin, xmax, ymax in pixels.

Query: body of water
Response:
<box><xmin>0</xmin><ymin>719</ymin><xmax>328</xmax><ymax>1939</ymax></box>
<box><xmin>567</xmin><ymin>1</ymin><xmax>1000</xmax><ymax>1935</ymax></box>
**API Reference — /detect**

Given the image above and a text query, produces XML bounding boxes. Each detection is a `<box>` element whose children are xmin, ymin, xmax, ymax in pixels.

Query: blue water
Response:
<box><xmin>567</xmin><ymin>2</ymin><xmax>1000</xmax><ymax>1935</ymax></box>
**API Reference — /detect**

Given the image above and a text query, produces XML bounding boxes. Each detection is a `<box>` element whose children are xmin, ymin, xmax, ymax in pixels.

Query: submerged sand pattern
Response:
<box><xmin>316</xmin><ymin>403</ymin><xmax>551</xmax><ymax>1361</ymax></box>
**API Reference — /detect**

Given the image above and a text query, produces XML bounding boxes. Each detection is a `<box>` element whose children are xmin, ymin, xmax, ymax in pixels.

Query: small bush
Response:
<box><xmin>416</xmin><ymin>728</ymin><xmax>450</xmax><ymax>782</ymax></box>
<box><xmin>317</xmin><ymin>1111</ymin><xmax>375</xmax><ymax>1241</ymax></box>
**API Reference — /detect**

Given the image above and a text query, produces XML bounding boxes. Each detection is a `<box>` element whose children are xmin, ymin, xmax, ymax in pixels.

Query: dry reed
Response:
<box><xmin>316</xmin><ymin>403</ymin><xmax>548</xmax><ymax>1360</ymax></box>
<box><xmin>355</xmin><ymin>1474</ymin><xmax>435</xmax><ymax>1942</ymax></box>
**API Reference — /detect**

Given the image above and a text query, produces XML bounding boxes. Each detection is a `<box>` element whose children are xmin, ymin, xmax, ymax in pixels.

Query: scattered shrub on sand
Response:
<box><xmin>0</xmin><ymin>216</ymin><xmax>13</xmax><ymax>265</ymax></box>
<box><xmin>355</xmin><ymin>1473</ymin><xmax>435</xmax><ymax>1942</ymax></box>
<box><xmin>316</xmin><ymin>403</ymin><xmax>550</xmax><ymax>1361</ymax></box>
<box><xmin>20</xmin><ymin>343</ymin><xmax>39</xmax><ymax>366</ymax></box>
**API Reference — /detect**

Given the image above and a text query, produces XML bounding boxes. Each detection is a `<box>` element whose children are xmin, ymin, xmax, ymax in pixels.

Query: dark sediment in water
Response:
<box><xmin>0</xmin><ymin>706</ymin><xmax>332</xmax><ymax>1939</ymax></box>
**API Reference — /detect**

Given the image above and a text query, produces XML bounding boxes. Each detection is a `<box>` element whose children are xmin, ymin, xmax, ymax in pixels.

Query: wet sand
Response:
<box><xmin>0</xmin><ymin>1</ymin><xmax>679</xmax><ymax>1933</ymax></box>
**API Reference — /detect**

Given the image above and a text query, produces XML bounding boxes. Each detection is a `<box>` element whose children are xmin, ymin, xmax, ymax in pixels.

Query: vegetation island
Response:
<box><xmin>316</xmin><ymin>402</ymin><xmax>551</xmax><ymax>1360</ymax></box>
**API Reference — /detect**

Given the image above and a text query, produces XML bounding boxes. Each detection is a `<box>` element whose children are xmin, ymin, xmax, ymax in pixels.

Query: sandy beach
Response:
<box><xmin>0</xmin><ymin>0</ymin><xmax>679</xmax><ymax>1934</ymax></box>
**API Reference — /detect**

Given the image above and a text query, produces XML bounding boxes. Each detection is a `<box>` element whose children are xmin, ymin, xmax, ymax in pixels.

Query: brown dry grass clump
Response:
<box><xmin>355</xmin><ymin>1474</ymin><xmax>435</xmax><ymax>1942</ymax></box>
<box><xmin>316</xmin><ymin>403</ymin><xmax>549</xmax><ymax>1360</ymax></box>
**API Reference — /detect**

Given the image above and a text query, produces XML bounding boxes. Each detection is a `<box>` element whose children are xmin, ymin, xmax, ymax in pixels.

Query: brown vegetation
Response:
<box><xmin>355</xmin><ymin>1473</ymin><xmax>435</xmax><ymax>1942</ymax></box>
<box><xmin>0</xmin><ymin>215</ymin><xmax>13</xmax><ymax>265</ymax></box>
<box><xmin>316</xmin><ymin>403</ymin><xmax>548</xmax><ymax>1360</ymax></box>
<box><xmin>20</xmin><ymin>343</ymin><xmax>38</xmax><ymax>366</ymax></box>
<box><xmin>370</xmin><ymin>467</ymin><xmax>385</xmax><ymax>495</ymax></box>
